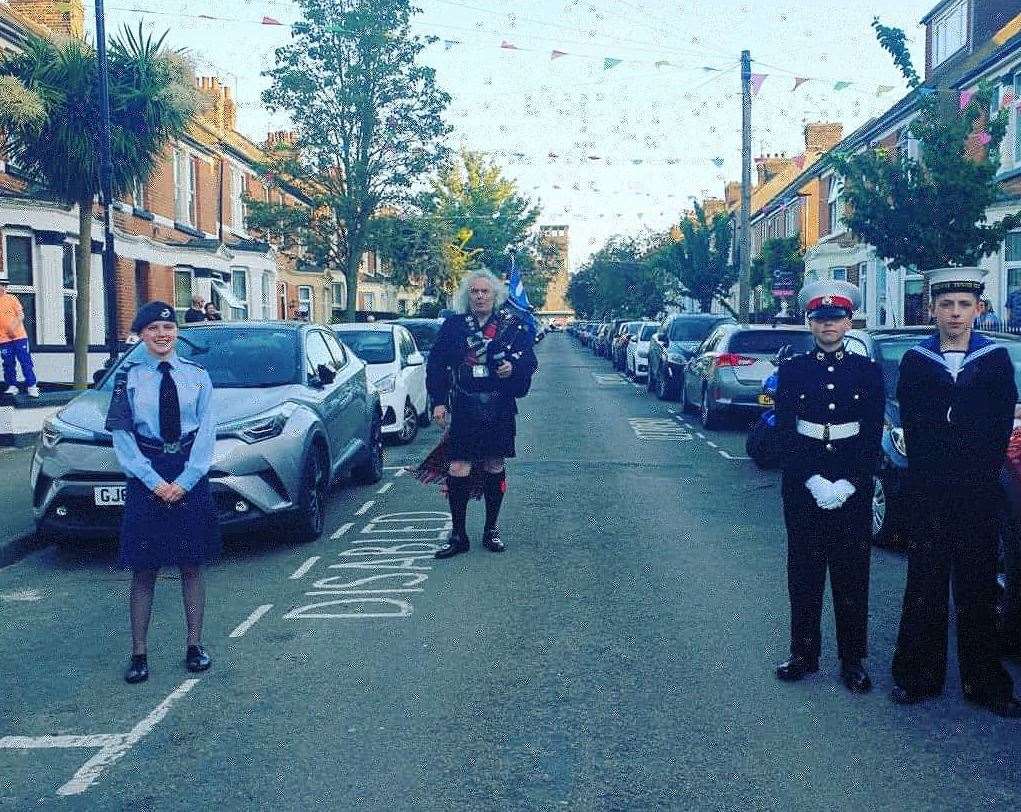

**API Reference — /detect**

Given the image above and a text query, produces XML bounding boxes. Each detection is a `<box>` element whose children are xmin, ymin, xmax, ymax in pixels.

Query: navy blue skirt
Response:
<box><xmin>118</xmin><ymin>447</ymin><xmax>222</xmax><ymax>571</ymax></box>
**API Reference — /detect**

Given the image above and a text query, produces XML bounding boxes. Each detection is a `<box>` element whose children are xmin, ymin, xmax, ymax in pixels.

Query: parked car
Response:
<box><xmin>681</xmin><ymin>324</ymin><xmax>816</xmax><ymax>428</ymax></box>
<box><xmin>31</xmin><ymin>322</ymin><xmax>383</xmax><ymax>544</ymax></box>
<box><xmin>391</xmin><ymin>317</ymin><xmax>443</xmax><ymax>361</ymax></box>
<box><xmin>333</xmin><ymin>322</ymin><xmax>429</xmax><ymax>444</ymax></box>
<box><xmin>625</xmin><ymin>322</ymin><xmax>659</xmax><ymax>379</ymax></box>
<box><xmin>612</xmin><ymin>321</ymin><xmax>643</xmax><ymax>371</ymax></box>
<box><xmin>593</xmin><ymin>323</ymin><xmax>614</xmax><ymax>357</ymax></box>
<box><xmin>600</xmin><ymin>319</ymin><xmax>630</xmax><ymax>360</ymax></box>
<box><xmin>647</xmin><ymin>313</ymin><xmax>736</xmax><ymax>401</ymax></box>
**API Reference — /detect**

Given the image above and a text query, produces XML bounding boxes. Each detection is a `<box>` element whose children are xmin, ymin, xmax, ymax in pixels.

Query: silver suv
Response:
<box><xmin>31</xmin><ymin>322</ymin><xmax>383</xmax><ymax>543</ymax></box>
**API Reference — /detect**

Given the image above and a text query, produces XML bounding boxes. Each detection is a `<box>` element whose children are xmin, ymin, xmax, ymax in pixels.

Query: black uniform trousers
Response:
<box><xmin>783</xmin><ymin>477</ymin><xmax>871</xmax><ymax>662</ymax></box>
<box><xmin>892</xmin><ymin>484</ymin><xmax>1013</xmax><ymax>700</ymax></box>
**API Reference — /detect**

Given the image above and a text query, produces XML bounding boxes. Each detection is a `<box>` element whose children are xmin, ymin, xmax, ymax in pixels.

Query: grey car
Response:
<box><xmin>681</xmin><ymin>324</ymin><xmax>816</xmax><ymax>429</ymax></box>
<box><xmin>31</xmin><ymin>322</ymin><xmax>383</xmax><ymax>543</ymax></box>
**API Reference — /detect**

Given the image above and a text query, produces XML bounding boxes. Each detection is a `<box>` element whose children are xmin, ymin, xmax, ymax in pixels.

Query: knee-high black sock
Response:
<box><xmin>447</xmin><ymin>475</ymin><xmax>470</xmax><ymax>538</ymax></box>
<box><xmin>483</xmin><ymin>470</ymin><xmax>506</xmax><ymax>532</ymax></box>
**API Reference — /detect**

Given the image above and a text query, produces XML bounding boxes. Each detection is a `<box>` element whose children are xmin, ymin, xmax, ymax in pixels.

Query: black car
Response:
<box><xmin>391</xmin><ymin>317</ymin><xmax>443</xmax><ymax>360</ymax></box>
<box><xmin>646</xmin><ymin>313</ymin><xmax>736</xmax><ymax>401</ymax></box>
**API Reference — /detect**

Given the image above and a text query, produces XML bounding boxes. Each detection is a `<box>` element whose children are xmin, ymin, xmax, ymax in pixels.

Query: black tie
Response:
<box><xmin>157</xmin><ymin>361</ymin><xmax>181</xmax><ymax>443</ymax></box>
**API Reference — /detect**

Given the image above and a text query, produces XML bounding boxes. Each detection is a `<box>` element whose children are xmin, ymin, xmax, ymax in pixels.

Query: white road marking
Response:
<box><xmin>628</xmin><ymin>417</ymin><xmax>692</xmax><ymax>441</ymax></box>
<box><xmin>354</xmin><ymin>500</ymin><xmax>375</xmax><ymax>516</ymax></box>
<box><xmin>719</xmin><ymin>450</ymin><xmax>752</xmax><ymax>461</ymax></box>
<box><xmin>592</xmin><ymin>373</ymin><xmax>628</xmax><ymax>386</ymax></box>
<box><xmin>0</xmin><ymin>735</ymin><xmax>125</xmax><ymax>749</ymax></box>
<box><xmin>382</xmin><ymin>466</ymin><xmax>403</xmax><ymax>470</ymax></box>
<box><xmin>0</xmin><ymin>589</ymin><xmax>42</xmax><ymax>602</ymax></box>
<box><xmin>289</xmin><ymin>557</ymin><xmax>320</xmax><ymax>580</ymax></box>
<box><xmin>696</xmin><ymin>432</ymin><xmax>706</xmax><ymax>439</ymax></box>
<box><xmin>706</xmin><ymin>441</ymin><xmax>718</xmax><ymax>449</ymax></box>
<box><xmin>56</xmin><ymin>680</ymin><xmax>200</xmax><ymax>796</ymax></box>
<box><xmin>376</xmin><ymin>482</ymin><xmax>393</xmax><ymax>495</ymax></box>
<box><xmin>392</xmin><ymin>467</ymin><xmax>407</xmax><ymax>478</ymax></box>
<box><xmin>228</xmin><ymin>604</ymin><xmax>273</xmax><ymax>638</ymax></box>
<box><xmin>331</xmin><ymin>522</ymin><xmax>354</xmax><ymax>538</ymax></box>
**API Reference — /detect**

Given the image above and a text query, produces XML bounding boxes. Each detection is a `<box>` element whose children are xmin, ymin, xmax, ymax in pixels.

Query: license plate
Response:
<box><xmin>758</xmin><ymin>394</ymin><xmax>774</xmax><ymax>406</ymax></box>
<box><xmin>94</xmin><ymin>486</ymin><xmax>127</xmax><ymax>506</ymax></box>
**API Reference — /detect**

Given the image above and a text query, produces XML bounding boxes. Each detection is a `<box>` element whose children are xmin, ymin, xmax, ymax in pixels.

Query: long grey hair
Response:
<box><xmin>450</xmin><ymin>269</ymin><xmax>508</xmax><ymax>314</ymax></box>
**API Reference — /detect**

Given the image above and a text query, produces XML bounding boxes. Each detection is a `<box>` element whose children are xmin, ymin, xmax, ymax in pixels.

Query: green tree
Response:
<box><xmin>256</xmin><ymin>0</ymin><xmax>451</xmax><ymax>322</ymax></box>
<box><xmin>655</xmin><ymin>203</ymin><xmax>737</xmax><ymax>314</ymax></box>
<box><xmin>751</xmin><ymin>236</ymin><xmax>805</xmax><ymax>313</ymax></box>
<box><xmin>573</xmin><ymin>235</ymin><xmax>666</xmax><ymax>319</ymax></box>
<box><xmin>830</xmin><ymin>18</ymin><xmax>1021</xmax><ymax>272</ymax></box>
<box><xmin>0</xmin><ymin>27</ymin><xmax>201</xmax><ymax>386</ymax></box>
<box><xmin>566</xmin><ymin>263</ymin><xmax>598</xmax><ymax>319</ymax></box>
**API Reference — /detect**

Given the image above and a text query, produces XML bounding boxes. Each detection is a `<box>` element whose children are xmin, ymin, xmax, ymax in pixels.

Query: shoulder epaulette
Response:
<box><xmin>179</xmin><ymin>357</ymin><xmax>206</xmax><ymax>371</ymax></box>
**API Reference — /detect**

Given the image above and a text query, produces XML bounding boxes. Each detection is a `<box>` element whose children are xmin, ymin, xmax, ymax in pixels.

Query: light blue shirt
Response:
<box><xmin>111</xmin><ymin>350</ymin><xmax>216</xmax><ymax>492</ymax></box>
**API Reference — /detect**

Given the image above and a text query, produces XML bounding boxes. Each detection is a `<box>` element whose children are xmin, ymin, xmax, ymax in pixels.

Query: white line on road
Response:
<box><xmin>289</xmin><ymin>557</ymin><xmax>321</xmax><ymax>580</ymax></box>
<box><xmin>706</xmin><ymin>441</ymin><xmax>718</xmax><ymax>449</ymax></box>
<box><xmin>228</xmin><ymin>604</ymin><xmax>273</xmax><ymax>639</ymax></box>
<box><xmin>331</xmin><ymin>522</ymin><xmax>354</xmax><ymax>538</ymax></box>
<box><xmin>376</xmin><ymin>482</ymin><xmax>393</xmax><ymax>495</ymax></box>
<box><xmin>696</xmin><ymin>432</ymin><xmax>706</xmax><ymax>439</ymax></box>
<box><xmin>354</xmin><ymin>501</ymin><xmax>375</xmax><ymax>516</ymax></box>
<box><xmin>56</xmin><ymin>680</ymin><xmax>200</xmax><ymax>796</ymax></box>
<box><xmin>383</xmin><ymin>466</ymin><xmax>403</xmax><ymax>470</ymax></box>
<box><xmin>719</xmin><ymin>450</ymin><xmax>752</xmax><ymax>461</ymax></box>
<box><xmin>392</xmin><ymin>467</ymin><xmax>407</xmax><ymax>478</ymax></box>
<box><xmin>0</xmin><ymin>734</ymin><xmax>125</xmax><ymax>750</ymax></box>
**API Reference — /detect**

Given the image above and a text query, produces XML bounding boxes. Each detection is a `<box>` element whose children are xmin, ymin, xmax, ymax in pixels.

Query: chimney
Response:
<box><xmin>804</xmin><ymin>121</ymin><xmax>844</xmax><ymax>154</ymax></box>
<box><xmin>195</xmin><ymin>76</ymin><xmax>236</xmax><ymax>132</ymax></box>
<box><xmin>724</xmin><ymin>181</ymin><xmax>742</xmax><ymax>208</ymax></box>
<box><xmin>264</xmin><ymin>131</ymin><xmax>298</xmax><ymax>151</ymax></box>
<box><xmin>756</xmin><ymin>153</ymin><xmax>796</xmax><ymax>185</ymax></box>
<box><xmin>7</xmin><ymin>0</ymin><xmax>84</xmax><ymax>38</ymax></box>
<box><xmin>702</xmin><ymin>197</ymin><xmax>726</xmax><ymax>218</ymax></box>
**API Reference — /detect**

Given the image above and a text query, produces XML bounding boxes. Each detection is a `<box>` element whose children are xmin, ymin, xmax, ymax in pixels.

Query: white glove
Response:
<box><xmin>805</xmin><ymin>475</ymin><xmax>841</xmax><ymax>509</ymax></box>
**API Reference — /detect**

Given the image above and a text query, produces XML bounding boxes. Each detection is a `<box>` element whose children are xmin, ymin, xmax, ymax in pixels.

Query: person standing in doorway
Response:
<box><xmin>0</xmin><ymin>278</ymin><xmax>39</xmax><ymax>398</ymax></box>
<box><xmin>773</xmin><ymin>280</ymin><xmax>885</xmax><ymax>693</ymax></box>
<box><xmin>891</xmin><ymin>268</ymin><xmax>1021</xmax><ymax>718</ymax></box>
<box><xmin>183</xmin><ymin>295</ymin><xmax>206</xmax><ymax>324</ymax></box>
<box><xmin>105</xmin><ymin>301</ymin><xmax>220</xmax><ymax>684</ymax></box>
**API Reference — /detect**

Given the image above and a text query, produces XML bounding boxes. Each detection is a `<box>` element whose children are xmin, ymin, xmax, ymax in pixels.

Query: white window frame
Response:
<box><xmin>173</xmin><ymin>268</ymin><xmax>194</xmax><ymax>323</ymax></box>
<box><xmin>785</xmin><ymin>202</ymin><xmax>798</xmax><ymax>236</ymax></box>
<box><xmin>173</xmin><ymin>148</ymin><xmax>196</xmax><ymax>225</ymax></box>
<box><xmin>230</xmin><ymin>267</ymin><xmax>249</xmax><ymax>320</ymax></box>
<box><xmin>831</xmin><ymin>267</ymin><xmax>847</xmax><ymax>282</ymax></box>
<box><xmin>261</xmin><ymin>272</ymin><xmax>272</xmax><ymax>320</ymax></box>
<box><xmin>331</xmin><ymin>279</ymin><xmax>347</xmax><ymax>322</ymax></box>
<box><xmin>858</xmin><ymin>263</ymin><xmax>868</xmax><ymax>315</ymax></box>
<box><xmin>826</xmin><ymin>175</ymin><xmax>843</xmax><ymax>235</ymax></box>
<box><xmin>3</xmin><ymin>232</ymin><xmax>36</xmax><ymax>345</ymax></box>
<box><xmin>897</xmin><ymin>127</ymin><xmax>922</xmax><ymax>164</ymax></box>
<box><xmin>131</xmin><ymin>177</ymin><xmax>147</xmax><ymax>210</ymax></box>
<box><xmin>279</xmin><ymin>284</ymin><xmax>287</xmax><ymax>321</ymax></box>
<box><xmin>1005</xmin><ymin>231</ymin><xmax>1021</xmax><ymax>295</ymax></box>
<box><xmin>932</xmin><ymin>0</ymin><xmax>967</xmax><ymax>69</ymax></box>
<box><xmin>230</xmin><ymin>166</ymin><xmax>246</xmax><ymax>231</ymax></box>
<box><xmin>297</xmin><ymin>285</ymin><xmax>313</xmax><ymax>320</ymax></box>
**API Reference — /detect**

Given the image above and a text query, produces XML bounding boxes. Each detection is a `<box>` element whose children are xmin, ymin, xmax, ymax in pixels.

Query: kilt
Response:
<box><xmin>447</xmin><ymin>390</ymin><xmax>516</xmax><ymax>461</ymax></box>
<box><xmin>118</xmin><ymin>441</ymin><xmax>222</xmax><ymax>571</ymax></box>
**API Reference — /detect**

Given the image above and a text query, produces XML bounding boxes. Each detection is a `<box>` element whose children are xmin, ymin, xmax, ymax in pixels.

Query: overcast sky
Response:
<box><xmin>98</xmin><ymin>0</ymin><xmax>939</xmax><ymax>269</ymax></box>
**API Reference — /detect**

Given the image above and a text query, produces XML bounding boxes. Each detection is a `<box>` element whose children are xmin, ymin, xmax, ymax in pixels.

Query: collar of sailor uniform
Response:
<box><xmin>813</xmin><ymin>343</ymin><xmax>846</xmax><ymax>362</ymax></box>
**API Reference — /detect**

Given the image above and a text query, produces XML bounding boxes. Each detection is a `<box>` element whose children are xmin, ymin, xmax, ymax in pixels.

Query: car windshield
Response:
<box><xmin>400</xmin><ymin>322</ymin><xmax>440</xmax><ymax>352</ymax></box>
<box><xmin>670</xmin><ymin>319</ymin><xmax>724</xmax><ymax>342</ymax></box>
<box><xmin>728</xmin><ymin>330</ymin><xmax>815</xmax><ymax>355</ymax></box>
<box><xmin>337</xmin><ymin>330</ymin><xmax>395</xmax><ymax>364</ymax></box>
<box><xmin>639</xmin><ymin>324</ymin><xmax>657</xmax><ymax>341</ymax></box>
<box><xmin>625</xmin><ymin>322</ymin><xmax>643</xmax><ymax>336</ymax></box>
<box><xmin>103</xmin><ymin>328</ymin><xmax>300</xmax><ymax>389</ymax></box>
<box><xmin>876</xmin><ymin>336</ymin><xmax>1021</xmax><ymax>398</ymax></box>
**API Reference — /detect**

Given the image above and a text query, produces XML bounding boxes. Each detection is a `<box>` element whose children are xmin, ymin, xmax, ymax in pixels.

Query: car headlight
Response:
<box><xmin>217</xmin><ymin>402</ymin><xmax>298</xmax><ymax>444</ymax></box>
<box><xmin>374</xmin><ymin>373</ymin><xmax>397</xmax><ymax>394</ymax></box>
<box><xmin>40</xmin><ymin>418</ymin><xmax>63</xmax><ymax>449</ymax></box>
<box><xmin>39</xmin><ymin>415</ymin><xmax>95</xmax><ymax>449</ymax></box>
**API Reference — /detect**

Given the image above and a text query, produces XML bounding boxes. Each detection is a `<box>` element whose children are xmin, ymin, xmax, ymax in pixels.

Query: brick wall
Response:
<box><xmin>114</xmin><ymin>256</ymin><xmax>136</xmax><ymax>339</ymax></box>
<box><xmin>7</xmin><ymin>0</ymin><xmax>84</xmax><ymax>37</ymax></box>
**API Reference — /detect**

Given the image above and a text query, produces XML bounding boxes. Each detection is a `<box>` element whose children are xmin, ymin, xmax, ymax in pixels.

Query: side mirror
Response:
<box><xmin>406</xmin><ymin>351</ymin><xmax>425</xmax><ymax>367</ymax></box>
<box><xmin>317</xmin><ymin>363</ymin><xmax>336</xmax><ymax>385</ymax></box>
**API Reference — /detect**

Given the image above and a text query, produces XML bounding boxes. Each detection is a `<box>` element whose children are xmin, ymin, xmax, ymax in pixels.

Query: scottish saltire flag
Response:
<box><xmin>505</xmin><ymin>257</ymin><xmax>538</xmax><ymax>336</ymax></box>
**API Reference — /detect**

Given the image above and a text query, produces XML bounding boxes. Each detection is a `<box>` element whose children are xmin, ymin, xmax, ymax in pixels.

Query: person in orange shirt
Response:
<box><xmin>0</xmin><ymin>279</ymin><xmax>39</xmax><ymax>397</ymax></box>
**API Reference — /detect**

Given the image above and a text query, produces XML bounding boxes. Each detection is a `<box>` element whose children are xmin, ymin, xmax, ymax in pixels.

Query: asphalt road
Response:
<box><xmin>2</xmin><ymin>334</ymin><xmax>1021</xmax><ymax>810</ymax></box>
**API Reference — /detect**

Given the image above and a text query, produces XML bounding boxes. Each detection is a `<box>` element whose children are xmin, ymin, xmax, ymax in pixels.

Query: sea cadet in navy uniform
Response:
<box><xmin>891</xmin><ymin>268</ymin><xmax>1021</xmax><ymax>718</ymax></box>
<box><xmin>106</xmin><ymin>301</ymin><xmax>220</xmax><ymax>684</ymax></box>
<box><xmin>773</xmin><ymin>281</ymin><xmax>885</xmax><ymax>692</ymax></box>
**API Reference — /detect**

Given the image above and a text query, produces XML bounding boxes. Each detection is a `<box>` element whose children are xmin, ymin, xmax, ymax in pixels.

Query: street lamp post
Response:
<box><xmin>94</xmin><ymin>0</ymin><xmax>119</xmax><ymax>363</ymax></box>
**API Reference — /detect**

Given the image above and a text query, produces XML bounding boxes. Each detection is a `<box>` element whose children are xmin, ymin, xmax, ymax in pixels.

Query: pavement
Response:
<box><xmin>1</xmin><ymin>335</ymin><xmax>1021</xmax><ymax>809</ymax></box>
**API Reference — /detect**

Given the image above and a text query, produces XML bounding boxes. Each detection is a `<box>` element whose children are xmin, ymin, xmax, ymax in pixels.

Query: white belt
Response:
<box><xmin>796</xmin><ymin>419</ymin><xmax>860</xmax><ymax>441</ymax></box>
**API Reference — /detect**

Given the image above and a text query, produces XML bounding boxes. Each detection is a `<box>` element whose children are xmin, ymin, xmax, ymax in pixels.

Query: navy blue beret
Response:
<box><xmin>131</xmin><ymin>301</ymin><xmax>177</xmax><ymax>333</ymax></box>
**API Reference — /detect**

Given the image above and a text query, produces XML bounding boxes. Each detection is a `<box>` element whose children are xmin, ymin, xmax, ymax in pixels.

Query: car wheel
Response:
<box><xmin>701</xmin><ymin>387</ymin><xmax>722</xmax><ymax>430</ymax></box>
<box><xmin>681</xmin><ymin>377</ymin><xmax>696</xmax><ymax>413</ymax></box>
<box><xmin>294</xmin><ymin>447</ymin><xmax>328</xmax><ymax>543</ymax></box>
<box><xmin>396</xmin><ymin>399</ymin><xmax>419</xmax><ymax>445</ymax></box>
<box><xmin>351</xmin><ymin>413</ymin><xmax>385</xmax><ymax>485</ymax></box>
<box><xmin>871</xmin><ymin>474</ymin><xmax>898</xmax><ymax>548</ymax></box>
<box><xmin>656</xmin><ymin>369</ymin><xmax>671</xmax><ymax>400</ymax></box>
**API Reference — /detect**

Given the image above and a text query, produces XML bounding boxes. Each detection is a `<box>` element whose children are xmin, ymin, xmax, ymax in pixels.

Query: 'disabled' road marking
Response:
<box><xmin>289</xmin><ymin>557</ymin><xmax>320</xmax><ymax>580</ymax></box>
<box><xmin>331</xmin><ymin>522</ymin><xmax>354</xmax><ymax>539</ymax></box>
<box><xmin>354</xmin><ymin>501</ymin><xmax>375</xmax><ymax>516</ymax></box>
<box><xmin>228</xmin><ymin>604</ymin><xmax>273</xmax><ymax>639</ymax></box>
<box><xmin>376</xmin><ymin>482</ymin><xmax>393</xmax><ymax>495</ymax></box>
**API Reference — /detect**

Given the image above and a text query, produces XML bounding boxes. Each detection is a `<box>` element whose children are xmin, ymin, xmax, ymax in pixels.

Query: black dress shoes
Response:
<box><xmin>482</xmin><ymin>526</ymin><xmax>505</xmax><ymax>553</ymax></box>
<box><xmin>185</xmin><ymin>645</ymin><xmax>212</xmax><ymax>673</ymax></box>
<box><xmin>890</xmin><ymin>685</ymin><xmax>937</xmax><ymax>705</ymax></box>
<box><xmin>775</xmin><ymin>655</ymin><xmax>819</xmax><ymax>682</ymax></box>
<box><xmin>435</xmin><ymin>533</ymin><xmax>470</xmax><ymax>559</ymax></box>
<box><xmin>124</xmin><ymin>654</ymin><xmax>149</xmax><ymax>684</ymax></box>
<box><xmin>840</xmin><ymin>660</ymin><xmax>873</xmax><ymax>693</ymax></box>
<box><xmin>963</xmin><ymin>689</ymin><xmax>1021</xmax><ymax>719</ymax></box>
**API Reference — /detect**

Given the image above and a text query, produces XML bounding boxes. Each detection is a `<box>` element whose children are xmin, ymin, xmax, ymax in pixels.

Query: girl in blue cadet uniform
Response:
<box><xmin>105</xmin><ymin>300</ymin><xmax>220</xmax><ymax>684</ymax></box>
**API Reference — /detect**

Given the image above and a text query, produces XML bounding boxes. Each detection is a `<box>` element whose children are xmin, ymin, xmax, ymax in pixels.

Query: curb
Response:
<box><xmin>0</xmin><ymin>530</ymin><xmax>48</xmax><ymax>570</ymax></box>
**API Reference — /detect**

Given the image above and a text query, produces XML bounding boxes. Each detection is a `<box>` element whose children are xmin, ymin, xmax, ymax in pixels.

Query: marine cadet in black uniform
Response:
<box><xmin>426</xmin><ymin>269</ymin><xmax>537</xmax><ymax>558</ymax></box>
<box><xmin>891</xmin><ymin>268</ymin><xmax>1021</xmax><ymax>718</ymax></box>
<box><xmin>773</xmin><ymin>280</ymin><xmax>885</xmax><ymax>692</ymax></box>
<box><xmin>106</xmin><ymin>301</ymin><xmax>220</xmax><ymax>684</ymax></box>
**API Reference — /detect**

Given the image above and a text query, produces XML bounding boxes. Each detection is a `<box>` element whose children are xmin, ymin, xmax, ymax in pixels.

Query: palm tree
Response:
<box><xmin>0</xmin><ymin>26</ymin><xmax>201</xmax><ymax>386</ymax></box>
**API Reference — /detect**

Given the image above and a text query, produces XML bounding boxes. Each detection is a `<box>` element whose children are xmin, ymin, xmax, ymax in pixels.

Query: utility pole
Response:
<box><xmin>739</xmin><ymin>49</ymin><xmax>752</xmax><ymax>323</ymax></box>
<box><xmin>95</xmin><ymin>0</ymin><xmax>119</xmax><ymax>362</ymax></box>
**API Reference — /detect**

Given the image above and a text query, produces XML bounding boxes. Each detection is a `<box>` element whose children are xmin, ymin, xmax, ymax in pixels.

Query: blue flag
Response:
<box><xmin>505</xmin><ymin>257</ymin><xmax>538</xmax><ymax>336</ymax></box>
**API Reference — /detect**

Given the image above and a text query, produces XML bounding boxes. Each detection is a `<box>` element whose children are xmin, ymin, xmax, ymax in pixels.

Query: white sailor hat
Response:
<box><xmin>797</xmin><ymin>279</ymin><xmax>861</xmax><ymax>320</ymax></box>
<box><xmin>924</xmin><ymin>266</ymin><xmax>987</xmax><ymax>297</ymax></box>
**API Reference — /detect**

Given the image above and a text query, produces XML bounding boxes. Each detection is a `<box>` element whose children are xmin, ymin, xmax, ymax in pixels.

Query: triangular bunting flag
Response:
<box><xmin>631</xmin><ymin>159</ymin><xmax>644</xmax><ymax>165</ymax></box>
<box><xmin>443</xmin><ymin>40</ymin><xmax>460</xmax><ymax>50</ymax></box>
<box><xmin>551</xmin><ymin>50</ymin><xmax>568</xmax><ymax>60</ymax></box>
<box><xmin>500</xmin><ymin>41</ymin><xmax>519</xmax><ymax>50</ymax></box>
<box><xmin>655</xmin><ymin>61</ymin><xmax>672</xmax><ymax>69</ymax></box>
<box><xmin>792</xmin><ymin>77</ymin><xmax>809</xmax><ymax>91</ymax></box>
<box><xmin>959</xmin><ymin>89</ymin><xmax>975</xmax><ymax>110</ymax></box>
<box><xmin>793</xmin><ymin>153</ymin><xmax>806</xmax><ymax>170</ymax></box>
<box><xmin>711</xmin><ymin>157</ymin><xmax>724</xmax><ymax>167</ymax></box>
<box><xmin>262</xmin><ymin>16</ymin><xmax>282</xmax><ymax>25</ymax></box>
<box><xmin>604</xmin><ymin>58</ymin><xmax>622</xmax><ymax>70</ymax></box>
<box><xmin>701</xmin><ymin>65</ymin><xmax>719</xmax><ymax>72</ymax></box>
<box><xmin>750</xmin><ymin>73</ymin><xmax>767</xmax><ymax>97</ymax></box>
<box><xmin>834</xmin><ymin>81</ymin><xmax>852</xmax><ymax>91</ymax></box>
<box><xmin>876</xmin><ymin>85</ymin><xmax>894</xmax><ymax>96</ymax></box>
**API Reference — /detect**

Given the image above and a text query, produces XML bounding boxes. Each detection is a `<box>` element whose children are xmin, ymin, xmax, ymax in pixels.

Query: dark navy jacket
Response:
<box><xmin>774</xmin><ymin>344</ymin><xmax>886</xmax><ymax>487</ymax></box>
<box><xmin>897</xmin><ymin>332</ymin><xmax>1017</xmax><ymax>487</ymax></box>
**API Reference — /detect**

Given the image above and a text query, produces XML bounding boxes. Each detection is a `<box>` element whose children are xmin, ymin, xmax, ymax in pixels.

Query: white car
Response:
<box><xmin>332</xmin><ymin>322</ymin><xmax>428</xmax><ymax>444</ymax></box>
<box><xmin>626</xmin><ymin>322</ymin><xmax>659</xmax><ymax>380</ymax></box>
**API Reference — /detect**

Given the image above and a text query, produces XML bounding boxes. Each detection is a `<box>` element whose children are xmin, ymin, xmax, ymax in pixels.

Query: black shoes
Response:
<box><xmin>775</xmin><ymin>655</ymin><xmax>819</xmax><ymax>682</ymax></box>
<box><xmin>124</xmin><ymin>654</ymin><xmax>149</xmax><ymax>684</ymax></box>
<box><xmin>185</xmin><ymin>645</ymin><xmax>212</xmax><ymax>673</ymax></box>
<box><xmin>840</xmin><ymin>659</ymin><xmax>873</xmax><ymax>693</ymax></box>
<box><xmin>435</xmin><ymin>533</ymin><xmax>470</xmax><ymax>559</ymax></box>
<box><xmin>963</xmin><ymin>689</ymin><xmax>1021</xmax><ymax>719</ymax></box>
<box><xmin>482</xmin><ymin>526</ymin><xmax>505</xmax><ymax>553</ymax></box>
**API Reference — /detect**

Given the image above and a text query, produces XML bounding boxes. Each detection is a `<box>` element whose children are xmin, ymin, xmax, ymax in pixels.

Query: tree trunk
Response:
<box><xmin>73</xmin><ymin>201</ymin><xmax>92</xmax><ymax>389</ymax></box>
<box><xmin>344</xmin><ymin>240</ymin><xmax>360</xmax><ymax>324</ymax></box>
